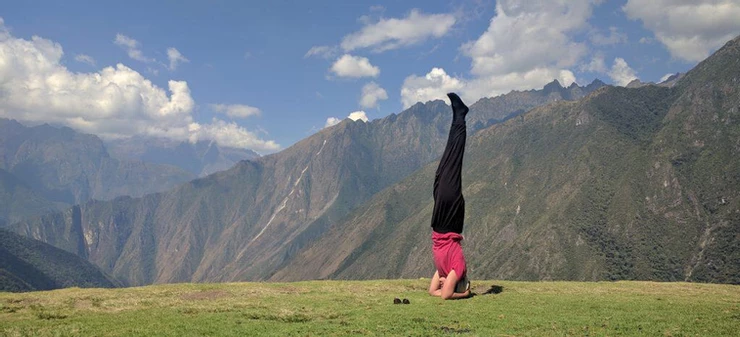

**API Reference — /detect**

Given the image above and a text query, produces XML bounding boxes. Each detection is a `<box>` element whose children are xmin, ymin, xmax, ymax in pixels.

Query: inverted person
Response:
<box><xmin>428</xmin><ymin>92</ymin><xmax>472</xmax><ymax>300</ymax></box>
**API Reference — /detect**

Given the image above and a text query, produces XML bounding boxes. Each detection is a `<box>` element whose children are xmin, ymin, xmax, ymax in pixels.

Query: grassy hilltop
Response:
<box><xmin>1</xmin><ymin>280</ymin><xmax>738</xmax><ymax>336</ymax></box>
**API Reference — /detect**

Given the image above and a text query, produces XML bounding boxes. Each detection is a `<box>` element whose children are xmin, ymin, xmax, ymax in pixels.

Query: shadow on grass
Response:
<box><xmin>484</xmin><ymin>285</ymin><xmax>504</xmax><ymax>295</ymax></box>
<box><xmin>471</xmin><ymin>285</ymin><xmax>504</xmax><ymax>297</ymax></box>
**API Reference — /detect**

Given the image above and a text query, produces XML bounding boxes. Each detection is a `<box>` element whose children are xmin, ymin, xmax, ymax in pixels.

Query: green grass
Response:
<box><xmin>1</xmin><ymin>280</ymin><xmax>738</xmax><ymax>336</ymax></box>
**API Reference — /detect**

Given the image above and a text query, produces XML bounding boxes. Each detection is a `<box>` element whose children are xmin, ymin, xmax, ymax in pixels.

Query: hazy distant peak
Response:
<box><xmin>658</xmin><ymin>73</ymin><xmax>684</xmax><ymax>87</ymax></box>
<box><xmin>543</xmin><ymin>79</ymin><xmax>563</xmax><ymax>90</ymax></box>
<box><xmin>626</xmin><ymin>79</ymin><xmax>645</xmax><ymax>88</ymax></box>
<box><xmin>588</xmin><ymin>78</ymin><xmax>606</xmax><ymax>87</ymax></box>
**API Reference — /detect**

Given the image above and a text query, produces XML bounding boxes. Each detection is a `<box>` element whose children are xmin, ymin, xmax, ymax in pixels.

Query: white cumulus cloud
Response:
<box><xmin>400</xmin><ymin>68</ymin><xmax>464</xmax><ymax>109</ymax></box>
<box><xmin>167</xmin><ymin>47</ymin><xmax>189</xmax><ymax>71</ymax></box>
<box><xmin>402</xmin><ymin>0</ymin><xmax>594</xmax><ymax>108</ymax></box>
<box><xmin>462</xmin><ymin>0</ymin><xmax>595</xmax><ymax>77</ymax></box>
<box><xmin>464</xmin><ymin>68</ymin><xmax>576</xmax><ymax>102</ymax></box>
<box><xmin>210</xmin><ymin>104</ymin><xmax>261</xmax><ymax>119</ymax></box>
<box><xmin>188</xmin><ymin>118</ymin><xmax>279</xmax><ymax>151</ymax></box>
<box><xmin>608</xmin><ymin>58</ymin><xmax>638</xmax><ymax>86</ymax></box>
<box><xmin>114</xmin><ymin>33</ymin><xmax>153</xmax><ymax>63</ymax></box>
<box><xmin>325</xmin><ymin>117</ymin><xmax>342</xmax><ymax>128</ymax></box>
<box><xmin>624</xmin><ymin>0</ymin><xmax>740</xmax><ymax>62</ymax></box>
<box><xmin>359</xmin><ymin>82</ymin><xmax>388</xmax><ymax>109</ymax></box>
<box><xmin>330</xmin><ymin>54</ymin><xmax>380</xmax><ymax>78</ymax></box>
<box><xmin>580</xmin><ymin>54</ymin><xmax>639</xmax><ymax>86</ymax></box>
<box><xmin>324</xmin><ymin>111</ymin><xmax>369</xmax><ymax>128</ymax></box>
<box><xmin>348</xmin><ymin>111</ymin><xmax>368</xmax><ymax>122</ymax></box>
<box><xmin>341</xmin><ymin>9</ymin><xmax>456</xmax><ymax>52</ymax></box>
<box><xmin>0</xmin><ymin>18</ymin><xmax>280</xmax><ymax>153</ymax></box>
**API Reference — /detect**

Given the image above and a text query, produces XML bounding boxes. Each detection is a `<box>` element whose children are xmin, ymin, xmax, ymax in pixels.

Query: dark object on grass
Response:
<box><xmin>483</xmin><ymin>285</ymin><xmax>504</xmax><ymax>295</ymax></box>
<box><xmin>402</xmin><ymin>298</ymin><xmax>410</xmax><ymax>304</ymax></box>
<box><xmin>393</xmin><ymin>298</ymin><xmax>402</xmax><ymax>304</ymax></box>
<box><xmin>439</xmin><ymin>326</ymin><xmax>472</xmax><ymax>334</ymax></box>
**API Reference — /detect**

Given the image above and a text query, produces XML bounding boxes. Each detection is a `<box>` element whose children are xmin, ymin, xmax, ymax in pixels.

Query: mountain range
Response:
<box><xmin>0</xmin><ymin>118</ymin><xmax>264</xmax><ymax>228</ymax></box>
<box><xmin>9</xmin><ymin>73</ymin><xmax>606</xmax><ymax>287</ymax></box>
<box><xmin>106</xmin><ymin>137</ymin><xmax>260</xmax><ymax>177</ymax></box>
<box><xmin>0</xmin><ymin>119</ymin><xmax>200</xmax><ymax>226</ymax></box>
<box><xmin>9</xmin><ymin>35</ymin><xmax>739</xmax><ymax>287</ymax></box>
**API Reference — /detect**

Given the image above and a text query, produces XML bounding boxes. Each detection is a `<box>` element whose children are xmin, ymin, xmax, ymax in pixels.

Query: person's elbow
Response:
<box><xmin>440</xmin><ymin>289</ymin><xmax>455</xmax><ymax>300</ymax></box>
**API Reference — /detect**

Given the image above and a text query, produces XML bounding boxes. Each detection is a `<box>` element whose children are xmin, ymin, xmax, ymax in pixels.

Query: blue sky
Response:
<box><xmin>1</xmin><ymin>0</ymin><xmax>739</xmax><ymax>153</ymax></box>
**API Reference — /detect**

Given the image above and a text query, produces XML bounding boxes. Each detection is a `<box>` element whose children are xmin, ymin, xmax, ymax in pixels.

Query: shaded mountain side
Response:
<box><xmin>0</xmin><ymin>168</ymin><xmax>63</xmax><ymax>227</ymax></box>
<box><xmin>0</xmin><ymin>229</ymin><xmax>118</xmax><ymax>292</ymax></box>
<box><xmin>273</xmin><ymin>37</ymin><xmax>740</xmax><ymax>284</ymax></box>
<box><xmin>467</xmin><ymin>79</ymin><xmax>606</xmax><ymax>132</ymax></box>
<box><xmin>655</xmin><ymin>35</ymin><xmax>740</xmax><ymax>283</ymax></box>
<box><xmin>106</xmin><ymin>137</ymin><xmax>260</xmax><ymax>177</ymax></box>
<box><xmin>0</xmin><ymin>119</ymin><xmax>196</xmax><ymax>220</ymax></box>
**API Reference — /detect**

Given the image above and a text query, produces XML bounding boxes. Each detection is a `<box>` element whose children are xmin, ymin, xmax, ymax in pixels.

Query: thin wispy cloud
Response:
<box><xmin>304</xmin><ymin>45</ymin><xmax>338</xmax><ymax>59</ymax></box>
<box><xmin>74</xmin><ymin>54</ymin><xmax>96</xmax><ymax>66</ymax></box>
<box><xmin>211</xmin><ymin>104</ymin><xmax>261</xmax><ymax>119</ymax></box>
<box><xmin>341</xmin><ymin>9</ymin><xmax>456</xmax><ymax>53</ymax></box>
<box><xmin>114</xmin><ymin>34</ymin><xmax>154</xmax><ymax>63</ymax></box>
<box><xmin>167</xmin><ymin>47</ymin><xmax>189</xmax><ymax>71</ymax></box>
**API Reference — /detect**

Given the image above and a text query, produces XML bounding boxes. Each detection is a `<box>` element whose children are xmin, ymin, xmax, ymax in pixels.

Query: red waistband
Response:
<box><xmin>432</xmin><ymin>231</ymin><xmax>463</xmax><ymax>244</ymax></box>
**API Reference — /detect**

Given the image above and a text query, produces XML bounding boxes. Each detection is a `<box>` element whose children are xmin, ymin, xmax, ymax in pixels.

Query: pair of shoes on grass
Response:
<box><xmin>393</xmin><ymin>298</ymin><xmax>410</xmax><ymax>304</ymax></box>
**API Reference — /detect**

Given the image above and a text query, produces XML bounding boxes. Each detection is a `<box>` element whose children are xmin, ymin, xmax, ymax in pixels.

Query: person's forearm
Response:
<box><xmin>447</xmin><ymin>290</ymin><xmax>470</xmax><ymax>300</ymax></box>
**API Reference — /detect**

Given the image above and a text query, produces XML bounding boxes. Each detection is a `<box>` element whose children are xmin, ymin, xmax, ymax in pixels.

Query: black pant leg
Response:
<box><xmin>431</xmin><ymin>120</ymin><xmax>466</xmax><ymax>233</ymax></box>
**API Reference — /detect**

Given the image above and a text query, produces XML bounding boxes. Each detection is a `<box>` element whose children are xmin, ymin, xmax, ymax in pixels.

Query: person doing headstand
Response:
<box><xmin>428</xmin><ymin>92</ymin><xmax>471</xmax><ymax>300</ymax></box>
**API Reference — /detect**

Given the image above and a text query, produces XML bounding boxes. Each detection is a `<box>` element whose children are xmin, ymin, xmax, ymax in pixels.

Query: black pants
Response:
<box><xmin>431</xmin><ymin>119</ymin><xmax>466</xmax><ymax>234</ymax></box>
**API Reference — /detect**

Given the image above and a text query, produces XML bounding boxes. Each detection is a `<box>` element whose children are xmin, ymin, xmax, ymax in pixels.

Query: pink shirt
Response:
<box><xmin>432</xmin><ymin>231</ymin><xmax>467</xmax><ymax>279</ymax></box>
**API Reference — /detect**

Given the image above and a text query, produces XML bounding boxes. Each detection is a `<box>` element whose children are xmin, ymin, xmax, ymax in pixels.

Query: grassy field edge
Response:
<box><xmin>1</xmin><ymin>280</ymin><xmax>739</xmax><ymax>336</ymax></box>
